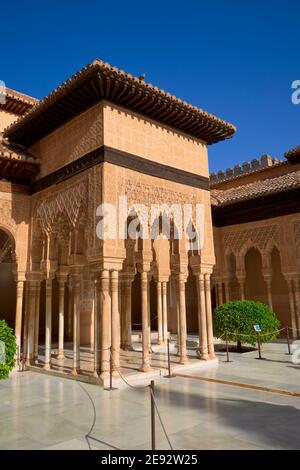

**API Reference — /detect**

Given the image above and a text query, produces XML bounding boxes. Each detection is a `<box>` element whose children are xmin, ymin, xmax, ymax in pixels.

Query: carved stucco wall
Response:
<box><xmin>0</xmin><ymin>191</ymin><xmax>30</xmax><ymax>272</ymax></box>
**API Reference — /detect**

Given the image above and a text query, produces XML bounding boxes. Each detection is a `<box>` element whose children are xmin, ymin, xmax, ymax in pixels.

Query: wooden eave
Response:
<box><xmin>4</xmin><ymin>61</ymin><xmax>236</xmax><ymax>147</ymax></box>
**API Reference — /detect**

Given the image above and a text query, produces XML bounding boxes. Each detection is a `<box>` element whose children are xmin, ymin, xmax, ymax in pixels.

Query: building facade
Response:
<box><xmin>211</xmin><ymin>150</ymin><xmax>300</xmax><ymax>337</ymax></box>
<box><xmin>0</xmin><ymin>60</ymin><xmax>298</xmax><ymax>382</ymax></box>
<box><xmin>0</xmin><ymin>60</ymin><xmax>236</xmax><ymax>379</ymax></box>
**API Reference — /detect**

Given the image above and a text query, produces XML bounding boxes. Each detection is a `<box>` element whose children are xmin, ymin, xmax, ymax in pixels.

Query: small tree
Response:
<box><xmin>213</xmin><ymin>300</ymin><xmax>280</xmax><ymax>352</ymax></box>
<box><xmin>0</xmin><ymin>320</ymin><xmax>16</xmax><ymax>379</ymax></box>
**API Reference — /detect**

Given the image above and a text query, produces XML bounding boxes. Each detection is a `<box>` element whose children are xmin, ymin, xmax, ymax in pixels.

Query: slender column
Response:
<box><xmin>15</xmin><ymin>279</ymin><xmax>24</xmax><ymax>362</ymax></box>
<box><xmin>224</xmin><ymin>280</ymin><xmax>230</xmax><ymax>303</ymax></box>
<box><xmin>293</xmin><ymin>278</ymin><xmax>300</xmax><ymax>332</ymax></box>
<box><xmin>162</xmin><ymin>281</ymin><xmax>168</xmax><ymax>342</ymax></box>
<box><xmin>147</xmin><ymin>277</ymin><xmax>151</xmax><ymax>350</ymax></box>
<box><xmin>67</xmin><ymin>279</ymin><xmax>73</xmax><ymax>341</ymax></box>
<box><xmin>26</xmin><ymin>282</ymin><xmax>36</xmax><ymax>366</ymax></box>
<box><xmin>33</xmin><ymin>281</ymin><xmax>41</xmax><ymax>363</ymax></box>
<box><xmin>72</xmin><ymin>276</ymin><xmax>81</xmax><ymax>375</ymax></box>
<box><xmin>111</xmin><ymin>270</ymin><xmax>120</xmax><ymax>371</ymax></box>
<box><xmin>93</xmin><ymin>278</ymin><xmax>100</xmax><ymax>377</ymax></box>
<box><xmin>265</xmin><ymin>278</ymin><xmax>273</xmax><ymax>310</ymax></box>
<box><xmin>197</xmin><ymin>274</ymin><xmax>209</xmax><ymax>360</ymax></box>
<box><xmin>122</xmin><ymin>278</ymin><xmax>133</xmax><ymax>350</ymax></box>
<box><xmin>22</xmin><ymin>283</ymin><xmax>29</xmax><ymax>365</ymax></box>
<box><xmin>140</xmin><ymin>271</ymin><xmax>152</xmax><ymax>372</ymax></box>
<box><xmin>238</xmin><ymin>278</ymin><xmax>245</xmax><ymax>301</ymax></box>
<box><xmin>57</xmin><ymin>279</ymin><xmax>66</xmax><ymax>360</ymax></box>
<box><xmin>216</xmin><ymin>282</ymin><xmax>223</xmax><ymax>307</ymax></box>
<box><xmin>44</xmin><ymin>279</ymin><xmax>53</xmax><ymax>370</ymax></box>
<box><xmin>157</xmin><ymin>281</ymin><xmax>163</xmax><ymax>344</ymax></box>
<box><xmin>205</xmin><ymin>273</ymin><xmax>216</xmax><ymax>359</ymax></box>
<box><xmin>100</xmin><ymin>270</ymin><xmax>110</xmax><ymax>376</ymax></box>
<box><xmin>286</xmin><ymin>279</ymin><xmax>297</xmax><ymax>338</ymax></box>
<box><xmin>178</xmin><ymin>274</ymin><xmax>188</xmax><ymax>364</ymax></box>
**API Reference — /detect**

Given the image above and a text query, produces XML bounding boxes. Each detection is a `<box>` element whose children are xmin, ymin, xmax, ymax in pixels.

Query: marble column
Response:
<box><xmin>216</xmin><ymin>282</ymin><xmax>223</xmax><ymax>307</ymax></box>
<box><xmin>100</xmin><ymin>270</ymin><xmax>110</xmax><ymax>376</ymax></box>
<box><xmin>293</xmin><ymin>278</ymin><xmax>300</xmax><ymax>332</ymax></box>
<box><xmin>67</xmin><ymin>279</ymin><xmax>73</xmax><ymax>341</ymax></box>
<box><xmin>93</xmin><ymin>278</ymin><xmax>100</xmax><ymax>377</ymax></box>
<box><xmin>15</xmin><ymin>279</ymin><xmax>24</xmax><ymax>363</ymax></box>
<box><xmin>57</xmin><ymin>279</ymin><xmax>66</xmax><ymax>360</ymax></box>
<box><xmin>72</xmin><ymin>276</ymin><xmax>81</xmax><ymax>375</ymax></box>
<box><xmin>178</xmin><ymin>274</ymin><xmax>188</xmax><ymax>364</ymax></box>
<box><xmin>140</xmin><ymin>271</ymin><xmax>152</xmax><ymax>372</ymax></box>
<box><xmin>33</xmin><ymin>281</ymin><xmax>41</xmax><ymax>364</ymax></box>
<box><xmin>162</xmin><ymin>281</ymin><xmax>168</xmax><ymax>342</ymax></box>
<box><xmin>147</xmin><ymin>276</ymin><xmax>151</xmax><ymax>350</ymax></box>
<box><xmin>121</xmin><ymin>277</ymin><xmax>133</xmax><ymax>350</ymax></box>
<box><xmin>205</xmin><ymin>273</ymin><xmax>216</xmax><ymax>359</ymax></box>
<box><xmin>265</xmin><ymin>277</ymin><xmax>273</xmax><ymax>310</ymax></box>
<box><xmin>197</xmin><ymin>274</ymin><xmax>209</xmax><ymax>360</ymax></box>
<box><xmin>26</xmin><ymin>282</ymin><xmax>36</xmax><ymax>366</ymax></box>
<box><xmin>44</xmin><ymin>279</ymin><xmax>53</xmax><ymax>370</ymax></box>
<box><xmin>157</xmin><ymin>281</ymin><xmax>163</xmax><ymax>344</ymax></box>
<box><xmin>224</xmin><ymin>280</ymin><xmax>230</xmax><ymax>303</ymax></box>
<box><xmin>286</xmin><ymin>279</ymin><xmax>298</xmax><ymax>338</ymax></box>
<box><xmin>238</xmin><ymin>278</ymin><xmax>245</xmax><ymax>301</ymax></box>
<box><xmin>111</xmin><ymin>270</ymin><xmax>120</xmax><ymax>371</ymax></box>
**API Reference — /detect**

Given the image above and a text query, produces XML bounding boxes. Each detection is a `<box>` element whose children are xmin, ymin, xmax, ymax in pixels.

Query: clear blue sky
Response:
<box><xmin>1</xmin><ymin>0</ymin><xmax>299</xmax><ymax>172</ymax></box>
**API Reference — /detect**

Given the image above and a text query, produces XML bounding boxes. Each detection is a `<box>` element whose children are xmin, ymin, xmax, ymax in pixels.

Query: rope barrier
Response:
<box><xmin>76</xmin><ymin>380</ymin><xmax>122</xmax><ymax>450</ymax></box>
<box><xmin>149</xmin><ymin>387</ymin><xmax>173</xmax><ymax>450</ymax></box>
<box><xmin>109</xmin><ymin>349</ymin><xmax>152</xmax><ymax>390</ymax></box>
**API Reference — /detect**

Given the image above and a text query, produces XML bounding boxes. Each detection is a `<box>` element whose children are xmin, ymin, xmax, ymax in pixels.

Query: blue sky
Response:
<box><xmin>1</xmin><ymin>0</ymin><xmax>299</xmax><ymax>172</ymax></box>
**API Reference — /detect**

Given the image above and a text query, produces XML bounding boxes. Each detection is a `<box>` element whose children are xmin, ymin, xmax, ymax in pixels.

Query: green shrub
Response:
<box><xmin>213</xmin><ymin>300</ymin><xmax>280</xmax><ymax>351</ymax></box>
<box><xmin>0</xmin><ymin>320</ymin><xmax>16</xmax><ymax>379</ymax></box>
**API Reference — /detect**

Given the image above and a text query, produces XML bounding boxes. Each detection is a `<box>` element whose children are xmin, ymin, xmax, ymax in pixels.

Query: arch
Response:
<box><xmin>270</xmin><ymin>246</ymin><xmax>289</xmax><ymax>326</ymax></box>
<box><xmin>0</xmin><ymin>228</ymin><xmax>17</xmax><ymax>328</ymax></box>
<box><xmin>244</xmin><ymin>247</ymin><xmax>268</xmax><ymax>303</ymax></box>
<box><xmin>226</xmin><ymin>252</ymin><xmax>240</xmax><ymax>300</ymax></box>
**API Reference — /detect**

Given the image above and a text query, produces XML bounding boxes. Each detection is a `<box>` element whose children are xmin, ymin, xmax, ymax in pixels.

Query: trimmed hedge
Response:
<box><xmin>213</xmin><ymin>300</ymin><xmax>280</xmax><ymax>348</ymax></box>
<box><xmin>0</xmin><ymin>320</ymin><xmax>16</xmax><ymax>379</ymax></box>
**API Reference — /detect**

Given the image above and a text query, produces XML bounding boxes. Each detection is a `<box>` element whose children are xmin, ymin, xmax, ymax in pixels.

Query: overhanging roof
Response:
<box><xmin>4</xmin><ymin>60</ymin><xmax>236</xmax><ymax>147</ymax></box>
<box><xmin>0</xmin><ymin>139</ymin><xmax>39</xmax><ymax>183</ymax></box>
<box><xmin>1</xmin><ymin>88</ymin><xmax>38</xmax><ymax>116</ymax></box>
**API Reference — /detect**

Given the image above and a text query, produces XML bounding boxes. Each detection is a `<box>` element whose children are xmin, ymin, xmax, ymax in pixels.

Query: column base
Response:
<box><xmin>120</xmin><ymin>343</ymin><xmax>134</xmax><ymax>351</ymax></box>
<box><xmin>209</xmin><ymin>352</ymin><xmax>216</xmax><ymax>360</ymax></box>
<box><xmin>43</xmin><ymin>363</ymin><xmax>51</xmax><ymax>370</ymax></box>
<box><xmin>57</xmin><ymin>352</ymin><xmax>65</xmax><ymax>360</ymax></box>
<box><xmin>157</xmin><ymin>338</ymin><xmax>163</xmax><ymax>345</ymax></box>
<box><xmin>72</xmin><ymin>367</ymin><xmax>79</xmax><ymax>376</ymax></box>
<box><xmin>179</xmin><ymin>356</ymin><xmax>189</xmax><ymax>365</ymax></box>
<box><xmin>200</xmin><ymin>353</ymin><xmax>210</xmax><ymax>361</ymax></box>
<box><xmin>93</xmin><ymin>370</ymin><xmax>99</xmax><ymax>378</ymax></box>
<box><xmin>100</xmin><ymin>371</ymin><xmax>110</xmax><ymax>380</ymax></box>
<box><xmin>140</xmin><ymin>363</ymin><xmax>153</xmax><ymax>373</ymax></box>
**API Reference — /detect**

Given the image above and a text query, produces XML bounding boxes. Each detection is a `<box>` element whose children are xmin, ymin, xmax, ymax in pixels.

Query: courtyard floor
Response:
<box><xmin>1</xmin><ymin>340</ymin><xmax>299</xmax><ymax>450</ymax></box>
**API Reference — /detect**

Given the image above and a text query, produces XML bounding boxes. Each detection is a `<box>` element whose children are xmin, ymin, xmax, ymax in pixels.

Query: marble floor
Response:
<box><xmin>1</xmin><ymin>356</ymin><xmax>300</xmax><ymax>450</ymax></box>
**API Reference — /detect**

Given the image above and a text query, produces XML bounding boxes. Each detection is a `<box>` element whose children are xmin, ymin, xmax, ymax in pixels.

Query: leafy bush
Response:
<box><xmin>0</xmin><ymin>320</ymin><xmax>16</xmax><ymax>379</ymax></box>
<box><xmin>213</xmin><ymin>300</ymin><xmax>280</xmax><ymax>351</ymax></box>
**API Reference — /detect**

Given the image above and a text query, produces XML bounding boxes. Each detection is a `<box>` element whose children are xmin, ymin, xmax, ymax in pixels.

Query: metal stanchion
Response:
<box><xmin>150</xmin><ymin>380</ymin><xmax>156</xmax><ymax>450</ymax></box>
<box><xmin>165</xmin><ymin>338</ymin><xmax>173</xmax><ymax>378</ymax></box>
<box><xmin>256</xmin><ymin>332</ymin><xmax>263</xmax><ymax>360</ymax></box>
<box><xmin>104</xmin><ymin>347</ymin><xmax>117</xmax><ymax>391</ymax></box>
<box><xmin>225</xmin><ymin>332</ymin><xmax>230</xmax><ymax>363</ymax></box>
<box><xmin>286</xmin><ymin>326</ymin><xmax>291</xmax><ymax>355</ymax></box>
